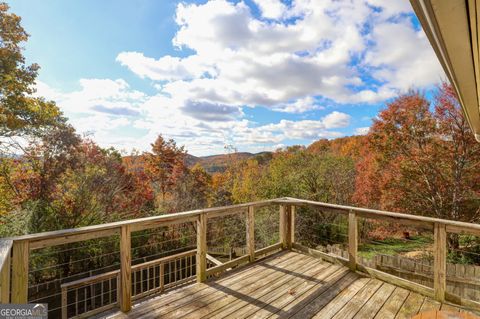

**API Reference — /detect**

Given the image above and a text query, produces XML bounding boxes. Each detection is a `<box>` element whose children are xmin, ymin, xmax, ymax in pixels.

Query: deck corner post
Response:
<box><xmin>434</xmin><ymin>222</ymin><xmax>447</xmax><ymax>302</ymax></box>
<box><xmin>120</xmin><ymin>225</ymin><xmax>132</xmax><ymax>312</ymax></box>
<box><xmin>0</xmin><ymin>243</ymin><xmax>12</xmax><ymax>303</ymax></box>
<box><xmin>348</xmin><ymin>210</ymin><xmax>358</xmax><ymax>271</ymax></box>
<box><xmin>11</xmin><ymin>239</ymin><xmax>29</xmax><ymax>303</ymax></box>
<box><xmin>280</xmin><ymin>204</ymin><xmax>293</xmax><ymax>250</ymax></box>
<box><xmin>246</xmin><ymin>206</ymin><xmax>255</xmax><ymax>262</ymax></box>
<box><xmin>196</xmin><ymin>213</ymin><xmax>207</xmax><ymax>283</ymax></box>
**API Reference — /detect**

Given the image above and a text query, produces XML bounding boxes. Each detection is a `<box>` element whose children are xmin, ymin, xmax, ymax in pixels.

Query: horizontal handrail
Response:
<box><xmin>276</xmin><ymin>197</ymin><xmax>480</xmax><ymax>235</ymax></box>
<box><xmin>9</xmin><ymin>197</ymin><xmax>480</xmax><ymax>248</ymax></box>
<box><xmin>9</xmin><ymin>199</ymin><xmax>277</xmax><ymax>246</ymax></box>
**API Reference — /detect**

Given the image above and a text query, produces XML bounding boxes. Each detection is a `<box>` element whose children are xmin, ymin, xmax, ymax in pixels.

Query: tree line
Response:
<box><xmin>1</xmin><ymin>2</ymin><xmax>479</xmax><ymax>264</ymax></box>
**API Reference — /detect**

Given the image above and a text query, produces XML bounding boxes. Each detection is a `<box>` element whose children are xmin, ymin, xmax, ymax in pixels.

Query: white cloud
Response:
<box><xmin>34</xmin><ymin>0</ymin><xmax>445</xmax><ymax>155</ymax></box>
<box><xmin>252</xmin><ymin>0</ymin><xmax>287</xmax><ymax>19</ymax></box>
<box><xmin>272</xmin><ymin>96</ymin><xmax>321</xmax><ymax>113</ymax></box>
<box><xmin>36</xmin><ymin>79</ymin><xmax>146</xmax><ymax>116</ymax></box>
<box><xmin>117</xmin><ymin>0</ymin><xmax>442</xmax><ymax>111</ymax></box>
<box><xmin>321</xmin><ymin>111</ymin><xmax>351</xmax><ymax>129</ymax></box>
<box><xmin>355</xmin><ymin>126</ymin><xmax>370</xmax><ymax>135</ymax></box>
<box><xmin>364</xmin><ymin>19</ymin><xmax>444</xmax><ymax>91</ymax></box>
<box><xmin>116</xmin><ymin>52</ymin><xmax>212</xmax><ymax>81</ymax></box>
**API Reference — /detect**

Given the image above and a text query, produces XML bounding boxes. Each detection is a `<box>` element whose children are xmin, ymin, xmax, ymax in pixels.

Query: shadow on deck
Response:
<box><xmin>104</xmin><ymin>251</ymin><xmax>477</xmax><ymax>319</ymax></box>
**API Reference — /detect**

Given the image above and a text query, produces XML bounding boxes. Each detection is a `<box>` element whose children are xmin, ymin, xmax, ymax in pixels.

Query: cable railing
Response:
<box><xmin>0</xmin><ymin>197</ymin><xmax>479</xmax><ymax>318</ymax></box>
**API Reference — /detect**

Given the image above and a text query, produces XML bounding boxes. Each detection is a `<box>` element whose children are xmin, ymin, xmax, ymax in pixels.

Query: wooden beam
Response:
<box><xmin>0</xmin><ymin>250</ymin><xmax>11</xmax><ymax>303</ymax></box>
<box><xmin>205</xmin><ymin>255</ymin><xmax>250</xmax><ymax>277</ymax></box>
<box><xmin>196</xmin><ymin>213</ymin><xmax>207</xmax><ymax>283</ymax></box>
<box><xmin>11</xmin><ymin>240</ymin><xmax>29</xmax><ymax>303</ymax></box>
<box><xmin>29</xmin><ymin>228</ymin><xmax>119</xmax><ymax>250</ymax></box>
<box><xmin>434</xmin><ymin>222</ymin><xmax>447</xmax><ymax>302</ymax></box>
<box><xmin>293</xmin><ymin>242</ymin><xmax>435</xmax><ymax>299</ymax></box>
<box><xmin>246</xmin><ymin>206</ymin><xmax>255</xmax><ymax>262</ymax></box>
<box><xmin>292</xmin><ymin>243</ymin><xmax>349</xmax><ymax>267</ymax></box>
<box><xmin>290</xmin><ymin>205</ymin><xmax>296</xmax><ymax>245</ymax></box>
<box><xmin>278</xmin><ymin>205</ymin><xmax>287</xmax><ymax>249</ymax></box>
<box><xmin>120</xmin><ymin>225</ymin><xmax>132</xmax><ymax>312</ymax></box>
<box><xmin>160</xmin><ymin>263</ymin><xmax>165</xmax><ymax>292</ymax></box>
<box><xmin>254</xmin><ymin>242</ymin><xmax>283</xmax><ymax>258</ymax></box>
<box><xmin>356</xmin><ymin>263</ymin><xmax>434</xmax><ymax>298</ymax></box>
<box><xmin>285</xmin><ymin>205</ymin><xmax>293</xmax><ymax>249</ymax></box>
<box><xmin>445</xmin><ymin>291</ymin><xmax>480</xmax><ymax>312</ymax></box>
<box><xmin>275</xmin><ymin>198</ymin><xmax>480</xmax><ymax>236</ymax></box>
<box><xmin>11</xmin><ymin>199</ymin><xmax>278</xmax><ymax>245</ymax></box>
<box><xmin>206</xmin><ymin>254</ymin><xmax>223</xmax><ymax>266</ymax></box>
<box><xmin>348</xmin><ymin>211</ymin><xmax>358</xmax><ymax>271</ymax></box>
<box><xmin>61</xmin><ymin>286</ymin><xmax>67</xmax><ymax>319</ymax></box>
<box><xmin>278</xmin><ymin>204</ymin><xmax>294</xmax><ymax>250</ymax></box>
<box><xmin>0</xmin><ymin>239</ymin><xmax>12</xmax><ymax>303</ymax></box>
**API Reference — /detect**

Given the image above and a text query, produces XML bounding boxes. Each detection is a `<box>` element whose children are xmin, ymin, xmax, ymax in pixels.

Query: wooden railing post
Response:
<box><xmin>196</xmin><ymin>213</ymin><xmax>207</xmax><ymax>283</ymax></box>
<box><xmin>160</xmin><ymin>263</ymin><xmax>165</xmax><ymax>291</ymax></box>
<box><xmin>246</xmin><ymin>206</ymin><xmax>255</xmax><ymax>262</ymax></box>
<box><xmin>279</xmin><ymin>205</ymin><xmax>286</xmax><ymax>248</ymax></box>
<box><xmin>11</xmin><ymin>240</ymin><xmax>28</xmax><ymax>303</ymax></box>
<box><xmin>280</xmin><ymin>205</ymin><xmax>293</xmax><ymax>249</ymax></box>
<box><xmin>61</xmin><ymin>286</ymin><xmax>67</xmax><ymax>319</ymax></box>
<box><xmin>434</xmin><ymin>222</ymin><xmax>447</xmax><ymax>302</ymax></box>
<box><xmin>348</xmin><ymin>211</ymin><xmax>358</xmax><ymax>271</ymax></box>
<box><xmin>290</xmin><ymin>205</ymin><xmax>295</xmax><ymax>246</ymax></box>
<box><xmin>120</xmin><ymin>225</ymin><xmax>132</xmax><ymax>312</ymax></box>
<box><xmin>0</xmin><ymin>241</ymin><xmax>12</xmax><ymax>304</ymax></box>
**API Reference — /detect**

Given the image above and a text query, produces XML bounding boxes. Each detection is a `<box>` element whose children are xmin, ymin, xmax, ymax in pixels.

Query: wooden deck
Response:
<box><xmin>105</xmin><ymin>251</ymin><xmax>477</xmax><ymax>319</ymax></box>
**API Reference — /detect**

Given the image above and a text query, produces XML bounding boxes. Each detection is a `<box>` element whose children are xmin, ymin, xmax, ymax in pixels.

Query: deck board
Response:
<box><xmin>105</xmin><ymin>251</ymin><xmax>478</xmax><ymax>319</ymax></box>
<box><xmin>330</xmin><ymin>279</ymin><xmax>384</xmax><ymax>319</ymax></box>
<box><xmin>395</xmin><ymin>291</ymin><xmax>425</xmax><ymax>319</ymax></box>
<box><xmin>353</xmin><ymin>282</ymin><xmax>396</xmax><ymax>318</ymax></box>
<box><xmin>217</xmin><ymin>262</ymin><xmax>333</xmax><ymax>318</ymax></box>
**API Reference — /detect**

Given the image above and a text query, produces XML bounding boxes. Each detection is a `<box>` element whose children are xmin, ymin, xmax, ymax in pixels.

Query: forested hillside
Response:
<box><xmin>1</xmin><ymin>2</ymin><xmax>479</xmax><ymax>266</ymax></box>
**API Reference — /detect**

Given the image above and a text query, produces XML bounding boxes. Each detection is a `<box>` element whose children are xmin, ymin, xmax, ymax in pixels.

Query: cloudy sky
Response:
<box><xmin>10</xmin><ymin>0</ymin><xmax>444</xmax><ymax>156</ymax></box>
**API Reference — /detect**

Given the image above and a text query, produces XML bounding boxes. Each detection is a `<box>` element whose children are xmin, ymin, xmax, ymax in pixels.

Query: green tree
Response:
<box><xmin>0</xmin><ymin>3</ymin><xmax>64</xmax><ymax>140</ymax></box>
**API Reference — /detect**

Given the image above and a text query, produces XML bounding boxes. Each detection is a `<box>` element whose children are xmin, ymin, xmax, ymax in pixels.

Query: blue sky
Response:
<box><xmin>8</xmin><ymin>0</ymin><xmax>444</xmax><ymax>156</ymax></box>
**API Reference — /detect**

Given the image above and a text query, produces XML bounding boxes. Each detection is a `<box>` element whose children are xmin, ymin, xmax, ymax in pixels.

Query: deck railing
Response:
<box><xmin>0</xmin><ymin>197</ymin><xmax>479</xmax><ymax>318</ymax></box>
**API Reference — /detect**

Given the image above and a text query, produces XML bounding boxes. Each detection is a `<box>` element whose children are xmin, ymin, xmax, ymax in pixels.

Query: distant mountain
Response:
<box><xmin>186</xmin><ymin>152</ymin><xmax>272</xmax><ymax>173</ymax></box>
<box><xmin>123</xmin><ymin>151</ymin><xmax>273</xmax><ymax>174</ymax></box>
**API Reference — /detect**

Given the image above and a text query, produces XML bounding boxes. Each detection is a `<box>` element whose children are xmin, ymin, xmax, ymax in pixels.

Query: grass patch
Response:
<box><xmin>358</xmin><ymin>235</ymin><xmax>432</xmax><ymax>260</ymax></box>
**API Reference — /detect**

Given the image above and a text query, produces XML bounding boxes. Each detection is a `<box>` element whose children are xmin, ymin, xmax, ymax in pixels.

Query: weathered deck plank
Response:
<box><xmin>128</xmin><ymin>251</ymin><xmax>297</xmax><ymax>318</ymax></box>
<box><xmin>330</xmin><ymin>279</ymin><xmax>383</xmax><ymax>319</ymax></box>
<box><xmin>395</xmin><ymin>291</ymin><xmax>425</xmax><ymax>319</ymax></box>
<box><xmin>176</xmin><ymin>254</ymin><xmax>319</xmax><ymax>319</ymax></box>
<box><xmin>353</xmin><ymin>282</ymin><xmax>396</xmax><ymax>318</ymax></box>
<box><xmin>136</xmin><ymin>252</ymin><xmax>305</xmax><ymax>318</ymax></box>
<box><xmin>205</xmin><ymin>258</ymin><xmax>332</xmax><ymax>318</ymax></box>
<box><xmin>419</xmin><ymin>298</ymin><xmax>442</xmax><ymax>313</ymax></box>
<box><xmin>374</xmin><ymin>287</ymin><xmax>410</xmax><ymax>319</ymax></box>
<box><xmin>105</xmin><ymin>251</ymin><xmax>478</xmax><ymax>319</ymax></box>
<box><xmin>238</xmin><ymin>265</ymin><xmax>343</xmax><ymax>318</ymax></box>
<box><xmin>305</xmin><ymin>277</ymin><xmax>370</xmax><ymax>319</ymax></box>
<box><xmin>284</xmin><ymin>272</ymin><xmax>361</xmax><ymax>319</ymax></box>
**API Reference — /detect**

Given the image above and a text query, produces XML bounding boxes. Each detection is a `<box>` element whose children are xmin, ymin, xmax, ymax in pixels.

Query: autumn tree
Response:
<box><xmin>0</xmin><ymin>127</ymin><xmax>153</xmax><ymax>235</ymax></box>
<box><xmin>144</xmin><ymin>135</ymin><xmax>186</xmax><ymax>204</ymax></box>
<box><xmin>169</xmin><ymin>163</ymin><xmax>212</xmax><ymax>211</ymax></box>
<box><xmin>0</xmin><ymin>3</ymin><xmax>64</xmax><ymax>143</ymax></box>
<box><xmin>354</xmin><ymin>84</ymin><xmax>480</xmax><ymax>227</ymax></box>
